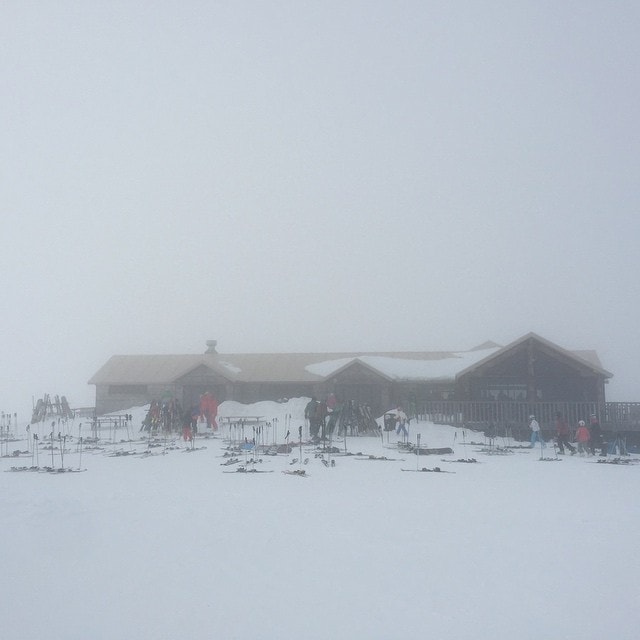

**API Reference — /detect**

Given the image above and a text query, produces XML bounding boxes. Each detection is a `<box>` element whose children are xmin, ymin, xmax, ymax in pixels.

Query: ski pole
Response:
<box><xmin>50</xmin><ymin>426</ymin><xmax>55</xmax><ymax>470</ymax></box>
<box><xmin>416</xmin><ymin>433</ymin><xmax>421</xmax><ymax>471</ymax></box>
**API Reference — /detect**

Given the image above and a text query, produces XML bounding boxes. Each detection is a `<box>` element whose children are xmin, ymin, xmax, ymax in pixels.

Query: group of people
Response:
<box><xmin>304</xmin><ymin>394</ymin><xmax>380</xmax><ymax>440</ymax></box>
<box><xmin>181</xmin><ymin>392</ymin><xmax>219</xmax><ymax>441</ymax></box>
<box><xmin>304</xmin><ymin>397</ymin><xmax>330</xmax><ymax>442</ymax></box>
<box><xmin>528</xmin><ymin>412</ymin><xmax>606</xmax><ymax>456</ymax></box>
<box><xmin>141</xmin><ymin>392</ymin><xmax>219</xmax><ymax>442</ymax></box>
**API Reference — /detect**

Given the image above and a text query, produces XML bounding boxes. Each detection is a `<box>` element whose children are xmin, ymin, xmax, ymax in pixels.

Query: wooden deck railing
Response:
<box><xmin>415</xmin><ymin>401</ymin><xmax>640</xmax><ymax>438</ymax></box>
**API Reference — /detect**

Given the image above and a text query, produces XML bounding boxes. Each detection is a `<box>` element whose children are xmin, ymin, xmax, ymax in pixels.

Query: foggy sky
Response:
<box><xmin>2</xmin><ymin>1</ymin><xmax>639</xmax><ymax>419</ymax></box>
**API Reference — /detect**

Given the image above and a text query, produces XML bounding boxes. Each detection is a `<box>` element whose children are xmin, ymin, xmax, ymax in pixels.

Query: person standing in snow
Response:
<box><xmin>575</xmin><ymin>420</ymin><xmax>591</xmax><ymax>455</ymax></box>
<box><xmin>395</xmin><ymin>407</ymin><xmax>409</xmax><ymax>439</ymax></box>
<box><xmin>528</xmin><ymin>415</ymin><xmax>545</xmax><ymax>448</ymax></box>
<box><xmin>199</xmin><ymin>391</ymin><xmax>219</xmax><ymax>431</ymax></box>
<box><xmin>305</xmin><ymin>397</ymin><xmax>319</xmax><ymax>441</ymax></box>
<box><xmin>316</xmin><ymin>399</ymin><xmax>328</xmax><ymax>441</ymax></box>
<box><xmin>555</xmin><ymin>412</ymin><xmax>576</xmax><ymax>455</ymax></box>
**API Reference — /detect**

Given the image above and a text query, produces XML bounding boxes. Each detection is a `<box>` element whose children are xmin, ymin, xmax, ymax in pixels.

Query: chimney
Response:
<box><xmin>205</xmin><ymin>340</ymin><xmax>218</xmax><ymax>354</ymax></box>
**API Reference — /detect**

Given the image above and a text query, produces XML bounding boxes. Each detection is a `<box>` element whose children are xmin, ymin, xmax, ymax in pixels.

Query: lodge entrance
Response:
<box><xmin>182</xmin><ymin>385</ymin><xmax>226</xmax><ymax>413</ymax></box>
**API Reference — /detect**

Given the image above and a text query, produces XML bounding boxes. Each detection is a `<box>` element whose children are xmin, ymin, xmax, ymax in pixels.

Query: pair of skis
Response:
<box><xmin>401</xmin><ymin>434</ymin><xmax>455</xmax><ymax>473</ymax></box>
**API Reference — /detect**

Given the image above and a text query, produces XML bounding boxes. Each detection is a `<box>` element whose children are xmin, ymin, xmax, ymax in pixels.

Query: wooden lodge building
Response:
<box><xmin>89</xmin><ymin>333</ymin><xmax>626</xmax><ymax>433</ymax></box>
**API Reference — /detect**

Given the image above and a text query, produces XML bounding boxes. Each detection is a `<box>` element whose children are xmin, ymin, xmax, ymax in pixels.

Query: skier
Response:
<box><xmin>305</xmin><ymin>398</ymin><xmax>319</xmax><ymax>441</ymax></box>
<box><xmin>555</xmin><ymin>412</ymin><xmax>576</xmax><ymax>455</ymax></box>
<box><xmin>199</xmin><ymin>392</ymin><xmax>219</xmax><ymax>430</ymax></box>
<box><xmin>395</xmin><ymin>407</ymin><xmax>409</xmax><ymax>438</ymax></box>
<box><xmin>528</xmin><ymin>415</ymin><xmax>545</xmax><ymax>448</ymax></box>
<box><xmin>575</xmin><ymin>420</ymin><xmax>590</xmax><ymax>455</ymax></box>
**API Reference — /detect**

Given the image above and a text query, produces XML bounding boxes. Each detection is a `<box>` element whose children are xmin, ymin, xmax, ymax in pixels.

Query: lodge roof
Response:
<box><xmin>456</xmin><ymin>332</ymin><xmax>612</xmax><ymax>379</ymax></box>
<box><xmin>88</xmin><ymin>333</ymin><xmax>612</xmax><ymax>386</ymax></box>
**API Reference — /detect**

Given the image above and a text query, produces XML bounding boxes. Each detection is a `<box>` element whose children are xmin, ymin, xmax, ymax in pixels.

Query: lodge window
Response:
<box><xmin>479</xmin><ymin>383</ymin><xmax>527</xmax><ymax>401</ymax></box>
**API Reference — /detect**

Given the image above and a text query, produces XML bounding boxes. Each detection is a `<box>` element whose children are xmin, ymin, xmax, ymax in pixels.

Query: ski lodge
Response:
<box><xmin>87</xmin><ymin>333</ymin><xmax>634</xmax><ymax>433</ymax></box>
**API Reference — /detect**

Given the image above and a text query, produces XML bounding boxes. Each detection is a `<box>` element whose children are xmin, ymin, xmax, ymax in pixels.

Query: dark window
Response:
<box><xmin>479</xmin><ymin>383</ymin><xmax>527</xmax><ymax>401</ymax></box>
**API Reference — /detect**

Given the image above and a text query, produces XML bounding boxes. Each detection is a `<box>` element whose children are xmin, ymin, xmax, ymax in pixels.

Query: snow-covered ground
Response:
<box><xmin>1</xmin><ymin>398</ymin><xmax>638</xmax><ymax>640</ymax></box>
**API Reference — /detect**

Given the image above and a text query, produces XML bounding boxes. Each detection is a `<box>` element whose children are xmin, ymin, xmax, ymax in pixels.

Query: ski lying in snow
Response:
<box><xmin>401</xmin><ymin>466</ymin><xmax>454</xmax><ymax>473</ymax></box>
<box><xmin>413</xmin><ymin>447</ymin><xmax>454</xmax><ymax>455</ymax></box>
<box><xmin>539</xmin><ymin>457</ymin><xmax>562</xmax><ymax>462</ymax></box>
<box><xmin>139</xmin><ymin>450</ymin><xmax>169</xmax><ymax>458</ymax></box>
<box><xmin>354</xmin><ymin>455</ymin><xmax>404</xmax><ymax>461</ymax></box>
<box><xmin>223</xmin><ymin>467</ymin><xmax>273</xmax><ymax>474</ymax></box>
<box><xmin>441</xmin><ymin>458</ymin><xmax>479</xmax><ymax>463</ymax></box>
<box><xmin>221</xmin><ymin>458</ymin><xmax>240</xmax><ymax>466</ymax></box>
<box><xmin>183</xmin><ymin>446</ymin><xmax>207</xmax><ymax>453</ymax></box>
<box><xmin>282</xmin><ymin>469</ymin><xmax>308</xmax><ymax>477</ymax></box>
<box><xmin>475</xmin><ymin>448</ymin><xmax>515</xmax><ymax>455</ymax></box>
<box><xmin>594</xmin><ymin>458</ymin><xmax>639</xmax><ymax>465</ymax></box>
<box><xmin>1</xmin><ymin>450</ymin><xmax>30</xmax><ymax>458</ymax></box>
<box><xmin>108</xmin><ymin>450</ymin><xmax>138</xmax><ymax>457</ymax></box>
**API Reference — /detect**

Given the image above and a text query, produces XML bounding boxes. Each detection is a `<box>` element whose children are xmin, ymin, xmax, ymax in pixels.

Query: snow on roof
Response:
<box><xmin>305</xmin><ymin>347</ymin><xmax>502</xmax><ymax>381</ymax></box>
<box><xmin>217</xmin><ymin>360</ymin><xmax>242</xmax><ymax>375</ymax></box>
<box><xmin>305</xmin><ymin>357</ymin><xmax>355</xmax><ymax>377</ymax></box>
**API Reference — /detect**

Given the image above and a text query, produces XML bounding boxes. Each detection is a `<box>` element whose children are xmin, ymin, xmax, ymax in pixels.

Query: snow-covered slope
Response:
<box><xmin>1</xmin><ymin>398</ymin><xmax>637</xmax><ymax>640</ymax></box>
